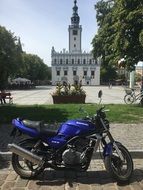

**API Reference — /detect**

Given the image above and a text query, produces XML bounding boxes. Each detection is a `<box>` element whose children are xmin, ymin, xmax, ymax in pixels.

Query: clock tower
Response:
<box><xmin>68</xmin><ymin>0</ymin><xmax>82</xmax><ymax>53</ymax></box>
<box><xmin>51</xmin><ymin>0</ymin><xmax>100</xmax><ymax>86</ymax></box>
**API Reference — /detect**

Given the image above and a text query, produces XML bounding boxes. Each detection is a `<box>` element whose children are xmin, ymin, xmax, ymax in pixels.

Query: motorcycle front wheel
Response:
<box><xmin>124</xmin><ymin>94</ymin><xmax>135</xmax><ymax>104</ymax></box>
<box><xmin>12</xmin><ymin>139</ymin><xmax>44</xmax><ymax>179</ymax></box>
<box><xmin>104</xmin><ymin>143</ymin><xmax>133</xmax><ymax>182</ymax></box>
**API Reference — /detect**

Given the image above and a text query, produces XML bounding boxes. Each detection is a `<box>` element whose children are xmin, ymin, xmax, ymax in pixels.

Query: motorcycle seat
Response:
<box><xmin>22</xmin><ymin>120</ymin><xmax>58</xmax><ymax>137</ymax></box>
<box><xmin>22</xmin><ymin>119</ymin><xmax>42</xmax><ymax>131</ymax></box>
<box><xmin>40</xmin><ymin>124</ymin><xmax>58</xmax><ymax>137</ymax></box>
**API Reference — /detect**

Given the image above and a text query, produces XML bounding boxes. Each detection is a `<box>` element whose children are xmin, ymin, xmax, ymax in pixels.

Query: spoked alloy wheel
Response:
<box><xmin>12</xmin><ymin>139</ymin><xmax>44</xmax><ymax>179</ymax></box>
<box><xmin>104</xmin><ymin>143</ymin><xmax>133</xmax><ymax>182</ymax></box>
<box><xmin>124</xmin><ymin>95</ymin><xmax>135</xmax><ymax>104</ymax></box>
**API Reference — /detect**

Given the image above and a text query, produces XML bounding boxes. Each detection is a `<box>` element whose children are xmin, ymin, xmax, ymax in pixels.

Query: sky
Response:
<box><xmin>0</xmin><ymin>0</ymin><xmax>98</xmax><ymax>66</ymax></box>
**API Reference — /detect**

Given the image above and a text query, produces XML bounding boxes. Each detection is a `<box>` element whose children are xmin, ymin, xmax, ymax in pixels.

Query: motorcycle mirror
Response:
<box><xmin>98</xmin><ymin>90</ymin><xmax>103</xmax><ymax>98</ymax></box>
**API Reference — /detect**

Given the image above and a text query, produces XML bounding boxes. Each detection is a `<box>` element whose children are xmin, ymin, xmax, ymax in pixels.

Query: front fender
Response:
<box><xmin>103</xmin><ymin>141</ymin><xmax>122</xmax><ymax>158</ymax></box>
<box><xmin>103</xmin><ymin>142</ymin><xmax>113</xmax><ymax>157</ymax></box>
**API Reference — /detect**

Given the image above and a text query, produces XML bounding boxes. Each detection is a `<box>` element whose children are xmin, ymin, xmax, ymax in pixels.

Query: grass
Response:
<box><xmin>0</xmin><ymin>104</ymin><xmax>143</xmax><ymax>124</ymax></box>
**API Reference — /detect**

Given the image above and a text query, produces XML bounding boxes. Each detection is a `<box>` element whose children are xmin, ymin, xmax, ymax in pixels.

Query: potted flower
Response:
<box><xmin>52</xmin><ymin>82</ymin><xmax>86</xmax><ymax>104</ymax></box>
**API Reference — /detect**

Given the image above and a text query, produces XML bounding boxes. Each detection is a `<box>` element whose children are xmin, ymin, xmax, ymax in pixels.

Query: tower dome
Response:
<box><xmin>71</xmin><ymin>0</ymin><xmax>80</xmax><ymax>26</ymax></box>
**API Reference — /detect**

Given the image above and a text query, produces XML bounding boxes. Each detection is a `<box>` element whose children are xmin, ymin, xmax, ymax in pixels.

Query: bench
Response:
<box><xmin>0</xmin><ymin>92</ymin><xmax>13</xmax><ymax>104</ymax></box>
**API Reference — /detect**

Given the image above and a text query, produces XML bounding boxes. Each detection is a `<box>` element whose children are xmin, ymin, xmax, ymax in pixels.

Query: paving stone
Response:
<box><xmin>40</xmin><ymin>187</ymin><xmax>52</xmax><ymax>190</ymax></box>
<box><xmin>15</xmin><ymin>177</ymin><xmax>28</xmax><ymax>187</ymax></box>
<box><xmin>50</xmin><ymin>185</ymin><xmax>65</xmax><ymax>190</ymax></box>
<box><xmin>1</xmin><ymin>181</ymin><xmax>15</xmax><ymax>190</ymax></box>
<box><xmin>130</xmin><ymin>182</ymin><xmax>143</xmax><ymax>190</ymax></box>
<box><xmin>12</xmin><ymin>188</ymin><xmax>26</xmax><ymax>190</ymax></box>
<box><xmin>91</xmin><ymin>184</ymin><xmax>102</xmax><ymax>190</ymax></box>
<box><xmin>0</xmin><ymin>174</ymin><xmax>9</xmax><ymax>181</ymax></box>
<box><xmin>0</xmin><ymin>182</ymin><xmax>4</xmax><ymax>186</ymax></box>
<box><xmin>6</xmin><ymin>172</ymin><xmax>17</xmax><ymax>181</ymax></box>
<box><xmin>28</xmin><ymin>180</ymin><xmax>41</xmax><ymax>190</ymax></box>
<box><xmin>102</xmin><ymin>183</ymin><xmax>117</xmax><ymax>190</ymax></box>
<box><xmin>77</xmin><ymin>183</ymin><xmax>91</xmax><ymax>190</ymax></box>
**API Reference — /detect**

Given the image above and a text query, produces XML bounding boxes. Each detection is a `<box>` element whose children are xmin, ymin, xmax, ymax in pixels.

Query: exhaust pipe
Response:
<box><xmin>8</xmin><ymin>143</ymin><xmax>43</xmax><ymax>165</ymax></box>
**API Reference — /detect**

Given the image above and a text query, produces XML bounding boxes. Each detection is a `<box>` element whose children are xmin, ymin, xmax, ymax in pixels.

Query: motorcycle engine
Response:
<box><xmin>62</xmin><ymin>138</ymin><xmax>89</xmax><ymax>166</ymax></box>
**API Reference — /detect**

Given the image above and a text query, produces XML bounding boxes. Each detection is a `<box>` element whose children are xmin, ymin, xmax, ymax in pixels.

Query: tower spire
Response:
<box><xmin>71</xmin><ymin>0</ymin><xmax>80</xmax><ymax>26</ymax></box>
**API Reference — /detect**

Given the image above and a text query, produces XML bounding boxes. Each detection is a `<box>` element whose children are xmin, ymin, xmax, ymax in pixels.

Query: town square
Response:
<box><xmin>0</xmin><ymin>0</ymin><xmax>143</xmax><ymax>189</ymax></box>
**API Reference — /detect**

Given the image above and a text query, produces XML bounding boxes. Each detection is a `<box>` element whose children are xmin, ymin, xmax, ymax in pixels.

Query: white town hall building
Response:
<box><xmin>51</xmin><ymin>0</ymin><xmax>100</xmax><ymax>86</ymax></box>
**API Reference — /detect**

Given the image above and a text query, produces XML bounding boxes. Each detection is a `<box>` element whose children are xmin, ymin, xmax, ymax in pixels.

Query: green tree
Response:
<box><xmin>0</xmin><ymin>26</ymin><xmax>22</xmax><ymax>89</ymax></box>
<box><xmin>92</xmin><ymin>0</ymin><xmax>117</xmax><ymax>83</ymax></box>
<box><xmin>92</xmin><ymin>0</ymin><xmax>143</xmax><ymax>72</ymax></box>
<box><xmin>22</xmin><ymin>53</ymin><xmax>50</xmax><ymax>82</ymax></box>
<box><xmin>112</xmin><ymin>0</ymin><xmax>143</xmax><ymax>70</ymax></box>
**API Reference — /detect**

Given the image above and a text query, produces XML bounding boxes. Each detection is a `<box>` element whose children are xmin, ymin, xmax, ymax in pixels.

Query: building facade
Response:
<box><xmin>51</xmin><ymin>0</ymin><xmax>100</xmax><ymax>85</ymax></box>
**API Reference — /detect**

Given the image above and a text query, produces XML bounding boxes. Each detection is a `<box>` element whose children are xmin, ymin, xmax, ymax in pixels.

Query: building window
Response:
<box><xmin>89</xmin><ymin>59</ymin><xmax>92</xmax><ymax>64</ymax></box>
<box><xmin>64</xmin><ymin>70</ymin><xmax>68</xmax><ymax>76</ymax></box>
<box><xmin>74</xmin><ymin>44</ymin><xmax>76</xmax><ymax>47</ymax></box>
<box><xmin>66</xmin><ymin>59</ymin><xmax>68</xmax><ymax>64</ymax></box>
<box><xmin>74</xmin><ymin>37</ymin><xmax>76</xmax><ymax>40</ymax></box>
<box><xmin>73</xmin><ymin>30</ymin><xmax>78</xmax><ymax>35</ymax></box>
<box><xmin>91</xmin><ymin>71</ymin><xmax>95</xmax><ymax>78</ymax></box>
<box><xmin>83</xmin><ymin>59</ymin><xmax>86</xmax><ymax>64</ymax></box>
<box><xmin>73</xmin><ymin>70</ymin><xmax>76</xmax><ymax>76</ymax></box>
<box><xmin>57</xmin><ymin>71</ymin><xmax>60</xmax><ymax>76</ymax></box>
<box><xmin>72</xmin><ymin>59</ymin><xmax>74</xmax><ymax>64</ymax></box>
<box><xmin>54</xmin><ymin>59</ymin><xmax>56</xmax><ymax>64</ymax></box>
<box><xmin>78</xmin><ymin>59</ymin><xmax>80</xmax><ymax>64</ymax></box>
<box><xmin>84</xmin><ymin>71</ymin><xmax>87</xmax><ymax>76</ymax></box>
<box><xmin>60</xmin><ymin>59</ymin><xmax>62</xmax><ymax>64</ymax></box>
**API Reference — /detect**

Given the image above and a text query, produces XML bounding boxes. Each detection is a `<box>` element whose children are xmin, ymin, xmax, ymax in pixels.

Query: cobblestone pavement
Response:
<box><xmin>0</xmin><ymin>158</ymin><xmax>143</xmax><ymax>190</ymax></box>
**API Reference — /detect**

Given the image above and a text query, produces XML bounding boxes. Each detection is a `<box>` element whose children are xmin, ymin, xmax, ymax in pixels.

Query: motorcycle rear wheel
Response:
<box><xmin>104</xmin><ymin>143</ymin><xmax>133</xmax><ymax>182</ymax></box>
<box><xmin>12</xmin><ymin>139</ymin><xmax>44</xmax><ymax>179</ymax></box>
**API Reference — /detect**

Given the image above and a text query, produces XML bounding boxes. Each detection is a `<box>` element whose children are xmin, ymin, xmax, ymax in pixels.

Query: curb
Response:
<box><xmin>1</xmin><ymin>150</ymin><xmax>143</xmax><ymax>161</ymax></box>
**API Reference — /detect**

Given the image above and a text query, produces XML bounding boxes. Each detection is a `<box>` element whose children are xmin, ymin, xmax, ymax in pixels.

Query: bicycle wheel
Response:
<box><xmin>124</xmin><ymin>94</ymin><xmax>135</xmax><ymax>104</ymax></box>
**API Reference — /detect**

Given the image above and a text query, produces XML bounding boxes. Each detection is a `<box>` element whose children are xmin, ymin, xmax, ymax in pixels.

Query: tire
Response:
<box><xmin>124</xmin><ymin>94</ymin><xmax>135</xmax><ymax>104</ymax></box>
<box><xmin>12</xmin><ymin>139</ymin><xmax>44</xmax><ymax>179</ymax></box>
<box><xmin>104</xmin><ymin>143</ymin><xmax>133</xmax><ymax>183</ymax></box>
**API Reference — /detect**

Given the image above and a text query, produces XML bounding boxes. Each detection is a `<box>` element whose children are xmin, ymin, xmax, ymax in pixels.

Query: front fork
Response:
<box><xmin>102</xmin><ymin>132</ymin><xmax>124</xmax><ymax>161</ymax></box>
<box><xmin>99</xmin><ymin>118</ymin><xmax>124</xmax><ymax>161</ymax></box>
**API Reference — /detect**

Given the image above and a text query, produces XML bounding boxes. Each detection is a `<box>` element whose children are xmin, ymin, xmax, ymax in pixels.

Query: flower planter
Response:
<box><xmin>52</xmin><ymin>95</ymin><xmax>86</xmax><ymax>104</ymax></box>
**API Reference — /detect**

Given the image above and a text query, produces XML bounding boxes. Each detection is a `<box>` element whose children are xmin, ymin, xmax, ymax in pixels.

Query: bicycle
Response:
<box><xmin>124</xmin><ymin>88</ymin><xmax>143</xmax><ymax>104</ymax></box>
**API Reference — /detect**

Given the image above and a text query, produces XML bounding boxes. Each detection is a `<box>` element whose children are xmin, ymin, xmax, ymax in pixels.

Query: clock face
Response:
<box><xmin>73</xmin><ymin>30</ymin><xmax>78</xmax><ymax>35</ymax></box>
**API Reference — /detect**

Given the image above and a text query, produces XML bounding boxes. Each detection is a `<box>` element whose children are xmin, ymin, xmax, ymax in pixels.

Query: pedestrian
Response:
<box><xmin>108</xmin><ymin>80</ymin><xmax>112</xmax><ymax>89</ymax></box>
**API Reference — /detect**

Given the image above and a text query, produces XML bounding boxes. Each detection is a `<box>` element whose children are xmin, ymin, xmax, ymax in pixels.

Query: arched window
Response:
<box><xmin>83</xmin><ymin>59</ymin><xmax>86</xmax><ymax>64</ymax></box>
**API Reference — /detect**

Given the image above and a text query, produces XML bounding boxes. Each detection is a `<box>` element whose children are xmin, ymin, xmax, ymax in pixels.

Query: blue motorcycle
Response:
<box><xmin>8</xmin><ymin>91</ymin><xmax>133</xmax><ymax>182</ymax></box>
